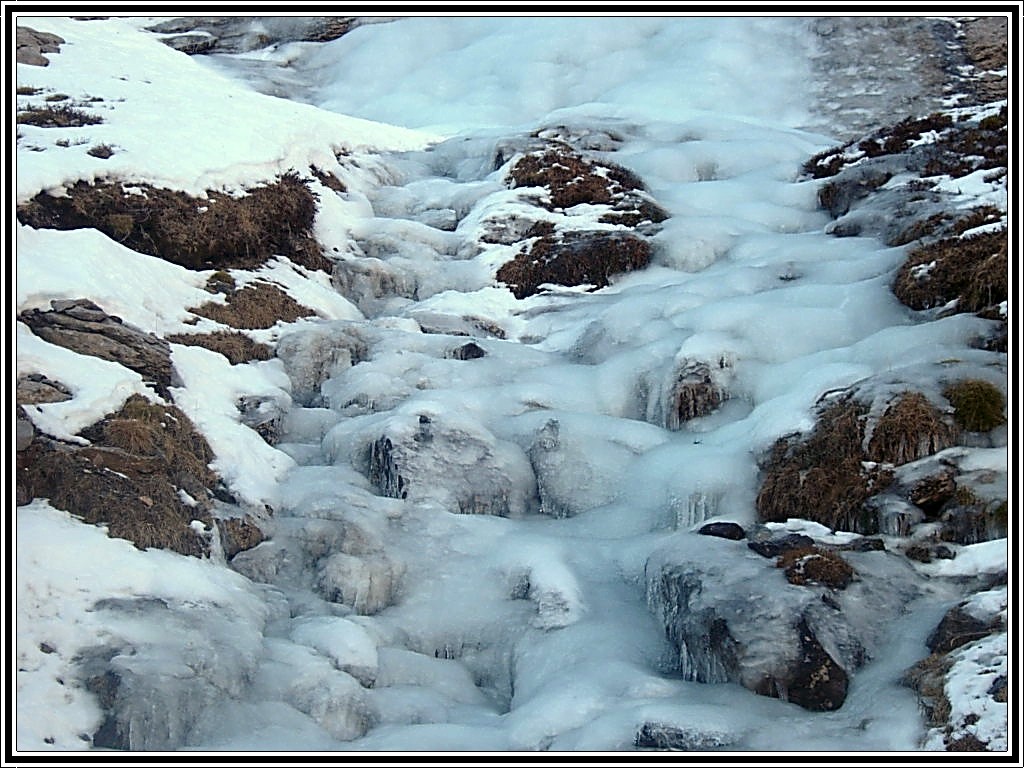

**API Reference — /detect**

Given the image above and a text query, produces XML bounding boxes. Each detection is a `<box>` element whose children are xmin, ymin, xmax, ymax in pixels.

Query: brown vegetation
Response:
<box><xmin>189</xmin><ymin>281</ymin><xmax>314</xmax><ymax>330</ymax></box>
<box><xmin>17</xmin><ymin>104</ymin><xmax>103</xmax><ymax>127</ymax></box>
<box><xmin>893</xmin><ymin>229</ymin><xmax>1007</xmax><ymax>315</ymax></box>
<box><xmin>867</xmin><ymin>392</ymin><xmax>959</xmax><ymax>465</ymax></box>
<box><xmin>942</xmin><ymin>379</ymin><xmax>1006</xmax><ymax>432</ymax></box>
<box><xmin>497</xmin><ymin>230</ymin><xmax>650</xmax><ymax>299</ymax></box>
<box><xmin>17</xmin><ymin>395</ymin><xmax>218</xmax><ymax>556</ymax></box>
<box><xmin>166</xmin><ymin>330</ymin><xmax>273</xmax><ymax>365</ymax></box>
<box><xmin>777</xmin><ymin>545</ymin><xmax>855</xmax><ymax>590</ymax></box>
<box><xmin>17</xmin><ymin>172</ymin><xmax>327</xmax><ymax>271</ymax></box>
<box><xmin>756</xmin><ymin>398</ymin><xmax>892</xmax><ymax>533</ymax></box>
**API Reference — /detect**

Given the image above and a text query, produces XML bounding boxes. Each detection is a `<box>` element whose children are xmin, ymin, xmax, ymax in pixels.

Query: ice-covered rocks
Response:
<box><xmin>646</xmin><ymin>531</ymin><xmax>925</xmax><ymax>712</ymax></box>
<box><xmin>275</xmin><ymin>322</ymin><xmax>367</xmax><ymax>407</ymax></box>
<box><xmin>367</xmin><ymin>411</ymin><xmax>536</xmax><ymax>517</ymax></box>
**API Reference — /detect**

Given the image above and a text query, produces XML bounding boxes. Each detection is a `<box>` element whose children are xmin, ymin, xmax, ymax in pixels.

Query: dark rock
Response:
<box><xmin>836</xmin><ymin>537</ymin><xmax>886</xmax><ymax>553</ymax></box>
<box><xmin>236</xmin><ymin>395</ymin><xmax>286</xmax><ymax>445</ymax></box>
<box><xmin>448</xmin><ymin>341</ymin><xmax>487</xmax><ymax>360</ymax></box>
<box><xmin>147</xmin><ymin>16</ymin><xmax>362</xmax><ymax>55</ymax></box>
<box><xmin>19</xmin><ymin>299</ymin><xmax>174</xmax><ymax>398</ymax></box>
<box><xmin>747</xmin><ymin>533</ymin><xmax>815</xmax><ymax>559</ymax></box>
<box><xmin>782</xmin><ymin>618</ymin><xmax>849</xmax><ymax>712</ymax></box>
<box><xmin>698</xmin><ymin>521</ymin><xmax>746</xmax><ymax>540</ymax></box>
<box><xmin>927</xmin><ymin>606</ymin><xmax>993</xmax><ymax>654</ymax></box>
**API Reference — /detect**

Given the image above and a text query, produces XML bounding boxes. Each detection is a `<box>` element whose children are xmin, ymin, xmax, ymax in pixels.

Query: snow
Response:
<box><xmin>13</xmin><ymin>12</ymin><xmax>1010</xmax><ymax>759</ymax></box>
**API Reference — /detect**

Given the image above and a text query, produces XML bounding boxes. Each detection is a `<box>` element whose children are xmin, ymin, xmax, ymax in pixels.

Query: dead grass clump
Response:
<box><xmin>508</xmin><ymin>144</ymin><xmax>644</xmax><ymax>211</ymax></box>
<box><xmin>17</xmin><ymin>85</ymin><xmax>42</xmax><ymax>95</ymax></box>
<box><xmin>16</xmin><ymin>172</ymin><xmax>324</xmax><ymax>271</ymax></box>
<box><xmin>893</xmin><ymin>229</ymin><xmax>1007</xmax><ymax>314</ymax></box>
<box><xmin>756</xmin><ymin>398</ymin><xmax>892</xmax><ymax>533</ymax></box>
<box><xmin>777</xmin><ymin>545</ymin><xmax>855</xmax><ymax>589</ymax></box>
<box><xmin>17</xmin><ymin>104</ymin><xmax>103</xmax><ymax>127</ymax></box>
<box><xmin>942</xmin><ymin>379</ymin><xmax>1006</xmax><ymax>432</ymax></box>
<box><xmin>922</xmin><ymin>106</ymin><xmax>1007</xmax><ymax>178</ymax></box>
<box><xmin>18</xmin><ymin>394</ymin><xmax>220</xmax><ymax>556</ymax></box>
<box><xmin>311</xmin><ymin>166</ymin><xmax>347</xmax><ymax>193</ymax></box>
<box><xmin>496</xmin><ymin>231</ymin><xmax>650</xmax><ymax>299</ymax></box>
<box><xmin>902</xmin><ymin>652</ymin><xmax>954</xmax><ymax>727</ymax></box>
<box><xmin>190</xmin><ymin>281</ymin><xmax>314</xmax><ymax>329</ymax></box>
<box><xmin>867</xmin><ymin>392</ymin><xmax>959</xmax><ymax>465</ymax></box>
<box><xmin>166</xmin><ymin>330</ymin><xmax>273</xmax><ymax>365</ymax></box>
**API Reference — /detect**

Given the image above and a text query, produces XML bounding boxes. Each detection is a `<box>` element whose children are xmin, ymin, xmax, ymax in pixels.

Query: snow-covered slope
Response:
<box><xmin>12</xmin><ymin>14</ymin><xmax>1011</xmax><ymax>758</ymax></box>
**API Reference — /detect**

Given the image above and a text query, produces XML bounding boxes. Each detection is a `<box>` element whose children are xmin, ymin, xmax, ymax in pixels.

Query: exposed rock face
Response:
<box><xmin>368</xmin><ymin>413</ymin><xmax>536</xmax><ymax>517</ymax></box>
<box><xmin>19</xmin><ymin>299</ymin><xmax>174</xmax><ymax>398</ymax></box>
<box><xmin>664</xmin><ymin>359</ymin><xmax>730</xmax><ymax>429</ymax></box>
<box><xmin>17</xmin><ymin>26</ymin><xmax>64</xmax><ymax>66</ymax></box>
<box><xmin>634</xmin><ymin>722</ymin><xmax>733</xmax><ymax>751</ymax></box>
<box><xmin>647</xmin><ymin>558</ymin><xmax>852</xmax><ymax>711</ymax></box>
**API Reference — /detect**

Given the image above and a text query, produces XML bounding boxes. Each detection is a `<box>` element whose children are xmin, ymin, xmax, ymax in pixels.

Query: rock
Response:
<box><xmin>331</xmin><ymin>257</ymin><xmax>418</xmax><ymax>316</ymax></box>
<box><xmin>17</xmin><ymin>26</ymin><xmax>64</xmax><ymax>66</ymax></box>
<box><xmin>781</xmin><ymin>617</ymin><xmax>849</xmax><ymax>711</ymax></box>
<box><xmin>647</xmin><ymin>554</ymin><xmax>856</xmax><ymax>711</ymax></box>
<box><xmin>698</xmin><ymin>521</ymin><xmax>746</xmax><ymax>540</ymax></box>
<box><xmin>778</xmin><ymin>546</ymin><xmax>855</xmax><ymax>591</ymax></box>
<box><xmin>927</xmin><ymin>606</ymin><xmax>993</xmax><ymax>655</ymax></box>
<box><xmin>664</xmin><ymin>359</ymin><xmax>730</xmax><ymax>429</ymax></box>
<box><xmin>236</xmin><ymin>394</ymin><xmax>289</xmax><ymax>445</ymax></box>
<box><xmin>447</xmin><ymin>341</ymin><xmax>487</xmax><ymax>360</ymax></box>
<box><xmin>147</xmin><ymin>16</ymin><xmax>363</xmax><ymax>55</ymax></box>
<box><xmin>215</xmin><ymin>516</ymin><xmax>267</xmax><ymax>560</ymax></box>
<box><xmin>747</xmin><ymin>533</ymin><xmax>815</xmax><ymax>559</ymax></box>
<box><xmin>368</xmin><ymin>412</ymin><xmax>536</xmax><ymax>517</ymax></box>
<box><xmin>19</xmin><ymin>300</ymin><xmax>174</xmax><ymax>398</ymax></box>
<box><xmin>16</xmin><ymin>374</ymin><xmax>72</xmax><ymax>405</ymax></box>
<box><xmin>909</xmin><ymin>469</ymin><xmax>958</xmax><ymax>515</ymax></box>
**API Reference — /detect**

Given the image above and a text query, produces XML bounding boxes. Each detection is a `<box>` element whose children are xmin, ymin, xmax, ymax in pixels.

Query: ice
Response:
<box><xmin>14</xmin><ymin>13</ymin><xmax>1010</xmax><ymax>757</ymax></box>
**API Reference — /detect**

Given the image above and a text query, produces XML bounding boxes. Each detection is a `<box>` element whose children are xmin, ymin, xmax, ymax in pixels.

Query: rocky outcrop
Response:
<box><xmin>19</xmin><ymin>299</ymin><xmax>174</xmax><ymax>398</ymax></box>
<box><xmin>17</xmin><ymin>26</ymin><xmax>64</xmax><ymax>66</ymax></box>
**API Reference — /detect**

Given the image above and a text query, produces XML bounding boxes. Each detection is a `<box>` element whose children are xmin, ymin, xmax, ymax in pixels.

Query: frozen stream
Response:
<box><xmin>180</xmin><ymin>16</ymin><xmax>992</xmax><ymax>752</ymax></box>
<box><xmin>13</xmin><ymin>15</ymin><xmax>1006</xmax><ymax>755</ymax></box>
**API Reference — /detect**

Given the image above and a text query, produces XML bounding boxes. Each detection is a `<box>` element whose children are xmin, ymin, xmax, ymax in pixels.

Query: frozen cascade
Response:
<box><xmin>14</xmin><ymin>15</ymin><xmax>1007</xmax><ymax>754</ymax></box>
